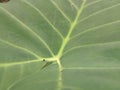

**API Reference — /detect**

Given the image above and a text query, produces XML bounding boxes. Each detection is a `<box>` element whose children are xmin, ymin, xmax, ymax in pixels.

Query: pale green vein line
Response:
<box><xmin>8</xmin><ymin>79</ymin><xmax>57</xmax><ymax>90</ymax></box>
<box><xmin>0</xmin><ymin>57</ymin><xmax>57</xmax><ymax>67</ymax></box>
<box><xmin>0</xmin><ymin>39</ymin><xmax>40</xmax><ymax>58</ymax></box>
<box><xmin>22</xmin><ymin>0</ymin><xmax>64</xmax><ymax>40</ymax></box>
<box><xmin>0</xmin><ymin>7</ymin><xmax>54</xmax><ymax>56</ymax></box>
<box><xmin>0</xmin><ymin>59</ymin><xmax>42</xmax><ymax>67</ymax></box>
<box><xmin>57</xmin><ymin>0</ymin><xmax>86</xmax><ymax>58</ymax></box>
<box><xmin>56</xmin><ymin>1</ymin><xmax>86</xmax><ymax>90</ymax></box>
<box><xmin>63</xmin><ymin>41</ymin><xmax>120</xmax><ymax>55</ymax></box>
<box><xmin>85</xmin><ymin>0</ymin><xmax>103</xmax><ymax>8</ymax></box>
<box><xmin>7</xmin><ymin>67</ymin><xmax>42</xmax><ymax>90</ymax></box>
<box><xmin>7</xmin><ymin>80</ymin><xmax>19</xmax><ymax>90</ymax></box>
<box><xmin>57</xmin><ymin>71</ymin><xmax>62</xmax><ymax>90</ymax></box>
<box><xmin>63</xmin><ymin>67</ymin><xmax>120</xmax><ymax>70</ymax></box>
<box><xmin>78</xmin><ymin>3</ymin><xmax>120</xmax><ymax>24</ymax></box>
<box><xmin>72</xmin><ymin>20</ymin><xmax>120</xmax><ymax>39</ymax></box>
<box><xmin>56</xmin><ymin>59</ymin><xmax>63</xmax><ymax>90</ymax></box>
<box><xmin>50</xmin><ymin>0</ymin><xmax>72</xmax><ymax>23</ymax></box>
<box><xmin>68</xmin><ymin>0</ymin><xmax>79</xmax><ymax>10</ymax></box>
<box><xmin>7</xmin><ymin>65</ymin><xmax>24</xmax><ymax>90</ymax></box>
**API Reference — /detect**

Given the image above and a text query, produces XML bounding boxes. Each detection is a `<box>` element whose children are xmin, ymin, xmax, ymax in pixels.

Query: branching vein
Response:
<box><xmin>50</xmin><ymin>0</ymin><xmax>72</xmax><ymax>23</ymax></box>
<box><xmin>63</xmin><ymin>41</ymin><xmax>120</xmax><ymax>55</ymax></box>
<box><xmin>78</xmin><ymin>3</ymin><xmax>120</xmax><ymax>24</ymax></box>
<box><xmin>56</xmin><ymin>0</ymin><xmax>86</xmax><ymax>90</ymax></box>
<box><xmin>72</xmin><ymin>20</ymin><xmax>120</xmax><ymax>39</ymax></box>
<box><xmin>22</xmin><ymin>0</ymin><xmax>64</xmax><ymax>40</ymax></box>
<box><xmin>68</xmin><ymin>0</ymin><xmax>79</xmax><ymax>10</ymax></box>
<box><xmin>57</xmin><ymin>0</ymin><xmax>86</xmax><ymax>58</ymax></box>
<box><xmin>0</xmin><ymin>7</ymin><xmax>54</xmax><ymax>57</ymax></box>
<box><xmin>0</xmin><ymin>39</ymin><xmax>40</xmax><ymax>58</ymax></box>
<box><xmin>85</xmin><ymin>0</ymin><xmax>103</xmax><ymax>8</ymax></box>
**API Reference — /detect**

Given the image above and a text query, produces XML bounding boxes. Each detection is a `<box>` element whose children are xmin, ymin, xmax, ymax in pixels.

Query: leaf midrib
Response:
<box><xmin>0</xmin><ymin>0</ymin><xmax>87</xmax><ymax>67</ymax></box>
<box><xmin>55</xmin><ymin>1</ymin><xmax>86</xmax><ymax>89</ymax></box>
<box><xmin>56</xmin><ymin>0</ymin><xmax>86</xmax><ymax>59</ymax></box>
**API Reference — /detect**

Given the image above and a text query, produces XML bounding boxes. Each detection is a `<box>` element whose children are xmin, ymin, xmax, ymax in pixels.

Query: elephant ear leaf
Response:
<box><xmin>0</xmin><ymin>0</ymin><xmax>120</xmax><ymax>90</ymax></box>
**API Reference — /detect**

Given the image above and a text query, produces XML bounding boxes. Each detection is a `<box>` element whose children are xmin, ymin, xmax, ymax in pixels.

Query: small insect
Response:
<box><xmin>43</xmin><ymin>59</ymin><xmax>45</xmax><ymax>61</ymax></box>
<box><xmin>41</xmin><ymin>61</ymin><xmax>53</xmax><ymax>69</ymax></box>
<box><xmin>0</xmin><ymin>0</ymin><xmax>10</xmax><ymax>3</ymax></box>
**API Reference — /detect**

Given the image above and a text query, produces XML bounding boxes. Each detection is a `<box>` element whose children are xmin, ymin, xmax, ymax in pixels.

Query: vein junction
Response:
<box><xmin>0</xmin><ymin>1</ymin><xmax>86</xmax><ymax>90</ymax></box>
<box><xmin>55</xmin><ymin>0</ymin><xmax>86</xmax><ymax>89</ymax></box>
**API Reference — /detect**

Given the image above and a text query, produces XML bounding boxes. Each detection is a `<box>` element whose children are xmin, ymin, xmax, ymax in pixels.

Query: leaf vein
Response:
<box><xmin>64</xmin><ymin>67</ymin><xmax>120</xmax><ymax>70</ymax></box>
<box><xmin>68</xmin><ymin>0</ymin><xmax>79</xmax><ymax>10</ymax></box>
<box><xmin>72</xmin><ymin>20</ymin><xmax>120</xmax><ymax>39</ymax></box>
<box><xmin>78</xmin><ymin>3</ymin><xmax>120</xmax><ymax>24</ymax></box>
<box><xmin>63</xmin><ymin>41</ymin><xmax>120</xmax><ymax>55</ymax></box>
<box><xmin>0</xmin><ymin>39</ymin><xmax>40</xmax><ymax>58</ymax></box>
<box><xmin>22</xmin><ymin>0</ymin><xmax>64</xmax><ymax>39</ymax></box>
<box><xmin>0</xmin><ymin>7</ymin><xmax>54</xmax><ymax>56</ymax></box>
<box><xmin>50</xmin><ymin>0</ymin><xmax>72</xmax><ymax>23</ymax></box>
<box><xmin>85</xmin><ymin>0</ymin><xmax>103</xmax><ymax>8</ymax></box>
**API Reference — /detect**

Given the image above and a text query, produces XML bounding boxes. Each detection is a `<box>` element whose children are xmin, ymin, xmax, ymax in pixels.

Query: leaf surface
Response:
<box><xmin>0</xmin><ymin>0</ymin><xmax>120</xmax><ymax>90</ymax></box>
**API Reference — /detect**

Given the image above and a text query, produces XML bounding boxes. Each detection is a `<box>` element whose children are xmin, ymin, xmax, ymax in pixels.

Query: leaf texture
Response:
<box><xmin>0</xmin><ymin>0</ymin><xmax>120</xmax><ymax>90</ymax></box>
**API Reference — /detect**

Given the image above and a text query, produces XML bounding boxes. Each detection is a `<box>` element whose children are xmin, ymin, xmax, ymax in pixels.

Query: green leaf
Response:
<box><xmin>0</xmin><ymin>0</ymin><xmax>120</xmax><ymax>90</ymax></box>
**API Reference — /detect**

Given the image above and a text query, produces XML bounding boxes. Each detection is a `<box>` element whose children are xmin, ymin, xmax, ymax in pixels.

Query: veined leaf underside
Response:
<box><xmin>0</xmin><ymin>0</ymin><xmax>120</xmax><ymax>90</ymax></box>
